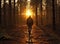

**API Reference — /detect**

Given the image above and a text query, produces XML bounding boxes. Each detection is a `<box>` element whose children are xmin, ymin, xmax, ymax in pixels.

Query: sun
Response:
<box><xmin>26</xmin><ymin>9</ymin><xmax>32</xmax><ymax>17</ymax></box>
<box><xmin>27</xmin><ymin>0</ymin><xmax>31</xmax><ymax>2</ymax></box>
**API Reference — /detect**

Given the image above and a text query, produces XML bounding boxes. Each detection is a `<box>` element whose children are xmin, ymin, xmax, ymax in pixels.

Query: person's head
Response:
<box><xmin>29</xmin><ymin>16</ymin><xmax>31</xmax><ymax>18</ymax></box>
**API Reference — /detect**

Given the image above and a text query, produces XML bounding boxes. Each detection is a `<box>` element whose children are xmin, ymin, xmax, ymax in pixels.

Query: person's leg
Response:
<box><xmin>28</xmin><ymin>27</ymin><xmax>32</xmax><ymax>41</ymax></box>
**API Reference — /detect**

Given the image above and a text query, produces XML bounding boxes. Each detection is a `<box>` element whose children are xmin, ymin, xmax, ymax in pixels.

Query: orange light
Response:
<box><xmin>26</xmin><ymin>9</ymin><xmax>32</xmax><ymax>17</ymax></box>
<box><xmin>27</xmin><ymin>0</ymin><xmax>30</xmax><ymax>2</ymax></box>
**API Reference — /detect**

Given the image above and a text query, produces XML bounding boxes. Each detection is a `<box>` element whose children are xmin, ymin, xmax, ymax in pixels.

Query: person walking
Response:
<box><xmin>26</xmin><ymin>16</ymin><xmax>33</xmax><ymax>42</ymax></box>
<box><xmin>27</xmin><ymin>16</ymin><xmax>33</xmax><ymax>32</ymax></box>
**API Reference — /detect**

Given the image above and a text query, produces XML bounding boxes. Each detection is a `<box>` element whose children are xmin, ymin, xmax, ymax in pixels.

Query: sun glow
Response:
<box><xmin>26</xmin><ymin>9</ymin><xmax>32</xmax><ymax>17</ymax></box>
<box><xmin>27</xmin><ymin>0</ymin><xmax>31</xmax><ymax>2</ymax></box>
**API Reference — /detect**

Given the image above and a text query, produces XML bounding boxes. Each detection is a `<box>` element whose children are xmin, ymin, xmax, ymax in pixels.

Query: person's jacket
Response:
<box><xmin>27</xmin><ymin>17</ymin><xmax>33</xmax><ymax>27</ymax></box>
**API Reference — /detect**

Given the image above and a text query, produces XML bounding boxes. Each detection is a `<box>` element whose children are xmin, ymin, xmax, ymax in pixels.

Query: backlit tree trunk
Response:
<box><xmin>9</xmin><ymin>0</ymin><xmax>12</xmax><ymax>27</ymax></box>
<box><xmin>35</xmin><ymin>5</ymin><xmax>38</xmax><ymax>26</ymax></box>
<box><xmin>4</xmin><ymin>0</ymin><xmax>6</xmax><ymax>27</ymax></box>
<box><xmin>14</xmin><ymin>0</ymin><xmax>16</xmax><ymax>25</ymax></box>
<box><xmin>0</xmin><ymin>0</ymin><xmax>1</xmax><ymax>25</ymax></box>
<box><xmin>40</xmin><ymin>0</ymin><xmax>43</xmax><ymax>25</ymax></box>
<box><xmin>52</xmin><ymin>0</ymin><xmax>56</xmax><ymax>30</ymax></box>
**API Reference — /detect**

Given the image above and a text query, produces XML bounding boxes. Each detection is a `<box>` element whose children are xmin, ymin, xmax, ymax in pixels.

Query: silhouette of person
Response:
<box><xmin>26</xmin><ymin>16</ymin><xmax>33</xmax><ymax>33</ymax></box>
<box><xmin>26</xmin><ymin>16</ymin><xmax>33</xmax><ymax>43</ymax></box>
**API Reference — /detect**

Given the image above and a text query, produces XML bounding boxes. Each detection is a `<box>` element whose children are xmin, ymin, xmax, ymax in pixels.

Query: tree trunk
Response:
<box><xmin>3</xmin><ymin>0</ymin><xmax>6</xmax><ymax>27</ymax></box>
<box><xmin>40</xmin><ymin>0</ymin><xmax>43</xmax><ymax>25</ymax></box>
<box><xmin>52</xmin><ymin>0</ymin><xmax>56</xmax><ymax>30</ymax></box>
<box><xmin>35</xmin><ymin>5</ymin><xmax>38</xmax><ymax>26</ymax></box>
<box><xmin>0</xmin><ymin>0</ymin><xmax>1</xmax><ymax>25</ymax></box>
<box><xmin>46</xmin><ymin>0</ymin><xmax>48</xmax><ymax>26</ymax></box>
<box><xmin>9</xmin><ymin>0</ymin><xmax>12</xmax><ymax>27</ymax></box>
<box><xmin>14</xmin><ymin>0</ymin><xmax>16</xmax><ymax>25</ymax></box>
